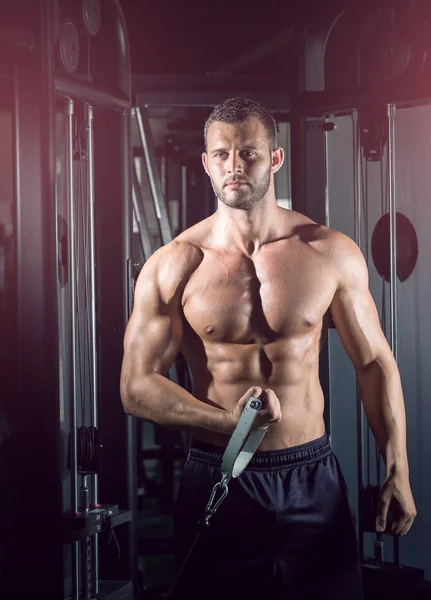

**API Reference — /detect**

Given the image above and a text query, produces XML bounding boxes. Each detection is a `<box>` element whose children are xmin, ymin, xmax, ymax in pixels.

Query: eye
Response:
<box><xmin>214</xmin><ymin>152</ymin><xmax>227</xmax><ymax>159</ymax></box>
<box><xmin>241</xmin><ymin>150</ymin><xmax>255</xmax><ymax>158</ymax></box>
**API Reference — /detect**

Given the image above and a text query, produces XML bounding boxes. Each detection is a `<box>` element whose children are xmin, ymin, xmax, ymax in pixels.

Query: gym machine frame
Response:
<box><xmin>290</xmin><ymin>5</ymin><xmax>425</xmax><ymax>588</ymax></box>
<box><xmin>0</xmin><ymin>1</ymin><xmax>136</xmax><ymax>598</ymax></box>
<box><xmin>58</xmin><ymin>2</ymin><xmax>136</xmax><ymax>598</ymax></box>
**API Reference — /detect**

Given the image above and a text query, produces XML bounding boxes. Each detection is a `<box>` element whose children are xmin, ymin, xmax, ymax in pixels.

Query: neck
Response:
<box><xmin>213</xmin><ymin>197</ymin><xmax>281</xmax><ymax>254</ymax></box>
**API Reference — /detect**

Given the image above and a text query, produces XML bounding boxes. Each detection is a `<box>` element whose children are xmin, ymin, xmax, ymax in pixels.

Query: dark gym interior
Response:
<box><xmin>0</xmin><ymin>0</ymin><xmax>431</xmax><ymax>598</ymax></box>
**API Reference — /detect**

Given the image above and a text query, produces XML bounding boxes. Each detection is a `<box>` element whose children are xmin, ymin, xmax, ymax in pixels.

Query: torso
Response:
<box><xmin>174</xmin><ymin>209</ymin><xmax>339</xmax><ymax>450</ymax></box>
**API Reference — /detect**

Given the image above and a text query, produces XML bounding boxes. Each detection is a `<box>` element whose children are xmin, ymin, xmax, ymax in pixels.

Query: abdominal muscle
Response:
<box><xmin>183</xmin><ymin>338</ymin><xmax>327</xmax><ymax>451</ymax></box>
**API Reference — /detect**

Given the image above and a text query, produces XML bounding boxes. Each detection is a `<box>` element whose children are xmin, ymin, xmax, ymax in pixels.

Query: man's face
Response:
<box><xmin>202</xmin><ymin>118</ymin><xmax>281</xmax><ymax>211</ymax></box>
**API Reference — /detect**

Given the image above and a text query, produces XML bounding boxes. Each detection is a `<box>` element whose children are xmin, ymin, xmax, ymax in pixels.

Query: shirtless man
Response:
<box><xmin>120</xmin><ymin>98</ymin><xmax>416</xmax><ymax>599</ymax></box>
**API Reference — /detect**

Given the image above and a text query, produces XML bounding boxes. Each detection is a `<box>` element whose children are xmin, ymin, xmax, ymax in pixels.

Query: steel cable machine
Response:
<box><xmin>0</xmin><ymin>1</ymin><xmax>136</xmax><ymax>598</ymax></box>
<box><xmin>290</xmin><ymin>2</ymin><xmax>430</xmax><ymax>598</ymax></box>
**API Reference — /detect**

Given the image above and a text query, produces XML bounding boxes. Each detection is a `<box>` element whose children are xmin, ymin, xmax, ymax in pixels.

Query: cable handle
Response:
<box><xmin>221</xmin><ymin>396</ymin><xmax>265</xmax><ymax>479</ymax></box>
<box><xmin>204</xmin><ymin>396</ymin><xmax>265</xmax><ymax>525</ymax></box>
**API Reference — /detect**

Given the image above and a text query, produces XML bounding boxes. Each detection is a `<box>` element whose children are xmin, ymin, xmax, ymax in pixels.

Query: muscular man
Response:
<box><xmin>121</xmin><ymin>98</ymin><xmax>416</xmax><ymax>599</ymax></box>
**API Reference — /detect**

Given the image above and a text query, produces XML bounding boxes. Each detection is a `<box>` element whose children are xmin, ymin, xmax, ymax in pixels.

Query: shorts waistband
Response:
<box><xmin>188</xmin><ymin>432</ymin><xmax>332</xmax><ymax>471</ymax></box>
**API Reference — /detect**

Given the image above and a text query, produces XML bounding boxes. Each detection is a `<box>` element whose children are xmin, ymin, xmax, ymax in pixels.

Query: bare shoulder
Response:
<box><xmin>319</xmin><ymin>227</ymin><xmax>368</xmax><ymax>285</ymax></box>
<box><xmin>292</xmin><ymin>213</ymin><xmax>368</xmax><ymax>282</ymax></box>
<box><xmin>135</xmin><ymin>238</ymin><xmax>204</xmax><ymax>306</ymax></box>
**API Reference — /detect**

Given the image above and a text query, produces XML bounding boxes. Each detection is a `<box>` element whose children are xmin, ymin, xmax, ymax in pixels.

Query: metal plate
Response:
<box><xmin>376</xmin><ymin>28</ymin><xmax>412</xmax><ymax>80</ymax></box>
<box><xmin>59</xmin><ymin>19</ymin><xmax>80</xmax><ymax>74</ymax></box>
<box><xmin>82</xmin><ymin>0</ymin><xmax>101</xmax><ymax>36</ymax></box>
<box><xmin>53</xmin><ymin>0</ymin><xmax>61</xmax><ymax>43</ymax></box>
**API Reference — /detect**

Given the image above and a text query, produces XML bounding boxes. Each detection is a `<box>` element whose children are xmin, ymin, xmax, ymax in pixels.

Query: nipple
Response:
<box><xmin>305</xmin><ymin>316</ymin><xmax>317</xmax><ymax>328</ymax></box>
<box><xmin>204</xmin><ymin>325</ymin><xmax>216</xmax><ymax>335</ymax></box>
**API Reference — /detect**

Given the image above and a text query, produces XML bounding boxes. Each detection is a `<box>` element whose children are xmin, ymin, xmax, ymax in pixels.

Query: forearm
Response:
<box><xmin>357</xmin><ymin>358</ymin><xmax>409</xmax><ymax>476</ymax></box>
<box><xmin>121</xmin><ymin>372</ymin><xmax>235</xmax><ymax>436</ymax></box>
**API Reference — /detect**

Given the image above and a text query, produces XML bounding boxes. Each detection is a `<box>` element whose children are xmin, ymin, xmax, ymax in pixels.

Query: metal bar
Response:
<box><xmin>218</xmin><ymin>26</ymin><xmax>294</xmax><ymax>73</ymax></box>
<box><xmin>85</xmin><ymin>103</ymin><xmax>98</xmax><ymax>484</ymax></box>
<box><xmin>352</xmin><ymin>108</ymin><xmax>365</xmax><ymax>563</ymax></box>
<box><xmin>352</xmin><ymin>110</ymin><xmax>361</xmax><ymax>245</ymax></box>
<box><xmin>108</xmin><ymin>2</ymin><xmax>138</xmax><ymax>594</ymax></box>
<box><xmin>181</xmin><ymin>165</ymin><xmax>187</xmax><ymax>232</ymax></box>
<box><xmin>161</xmin><ymin>155</ymin><xmax>167</xmax><ymax>196</ymax></box>
<box><xmin>66</xmin><ymin>98</ymin><xmax>80</xmax><ymax>600</ymax></box>
<box><xmin>132</xmin><ymin>162</ymin><xmax>155</xmax><ymax>260</ymax></box>
<box><xmin>299</xmin><ymin>88</ymin><xmax>431</xmax><ymax>117</ymax></box>
<box><xmin>66</xmin><ymin>99</ymin><xmax>79</xmax><ymax>515</ymax></box>
<box><xmin>299</xmin><ymin>11</ymin><xmax>346</xmax><ymax>93</ymax></box>
<box><xmin>84</xmin><ymin>102</ymin><xmax>100</xmax><ymax>594</ymax></box>
<box><xmin>387</xmin><ymin>102</ymin><xmax>400</xmax><ymax>567</ymax></box>
<box><xmin>55</xmin><ymin>76</ymin><xmax>130</xmax><ymax>112</ymax></box>
<box><xmin>387</xmin><ymin>104</ymin><xmax>398</xmax><ymax>362</ymax></box>
<box><xmin>10</xmin><ymin>1</ymin><xmax>61</xmax><ymax>589</ymax></box>
<box><xmin>324</xmin><ymin>118</ymin><xmax>330</xmax><ymax>228</ymax></box>
<box><xmin>134</xmin><ymin>106</ymin><xmax>173</xmax><ymax>244</ymax></box>
<box><xmin>135</xmin><ymin>91</ymin><xmax>290</xmax><ymax>110</ymax></box>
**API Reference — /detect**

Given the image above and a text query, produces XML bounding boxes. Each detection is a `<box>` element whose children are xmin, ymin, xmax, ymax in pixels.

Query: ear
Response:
<box><xmin>271</xmin><ymin>148</ymin><xmax>284</xmax><ymax>174</ymax></box>
<box><xmin>202</xmin><ymin>152</ymin><xmax>209</xmax><ymax>175</ymax></box>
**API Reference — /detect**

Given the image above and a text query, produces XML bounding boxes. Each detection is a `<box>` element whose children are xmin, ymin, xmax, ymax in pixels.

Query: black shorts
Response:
<box><xmin>172</xmin><ymin>433</ymin><xmax>363</xmax><ymax>600</ymax></box>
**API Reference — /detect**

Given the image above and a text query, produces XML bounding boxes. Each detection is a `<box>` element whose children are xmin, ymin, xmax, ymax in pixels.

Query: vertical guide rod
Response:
<box><xmin>85</xmin><ymin>103</ymin><xmax>98</xmax><ymax>494</ymax></box>
<box><xmin>387</xmin><ymin>103</ymin><xmax>400</xmax><ymax>568</ymax></box>
<box><xmin>134</xmin><ymin>106</ymin><xmax>173</xmax><ymax>244</ymax></box>
<box><xmin>66</xmin><ymin>98</ymin><xmax>80</xmax><ymax>600</ymax></box>
<box><xmin>66</xmin><ymin>98</ymin><xmax>79</xmax><ymax>513</ymax></box>
<box><xmin>324</xmin><ymin>117</ymin><xmax>330</xmax><ymax>228</ymax></box>
<box><xmin>352</xmin><ymin>108</ymin><xmax>365</xmax><ymax>563</ymax></box>
<box><xmin>85</xmin><ymin>102</ymin><xmax>100</xmax><ymax>595</ymax></box>
<box><xmin>132</xmin><ymin>162</ymin><xmax>155</xmax><ymax>261</ymax></box>
<box><xmin>387</xmin><ymin>104</ymin><xmax>398</xmax><ymax>362</ymax></box>
<box><xmin>181</xmin><ymin>165</ymin><xmax>187</xmax><ymax>232</ymax></box>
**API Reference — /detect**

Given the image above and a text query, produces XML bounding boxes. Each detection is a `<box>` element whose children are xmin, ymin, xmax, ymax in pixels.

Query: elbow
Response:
<box><xmin>355</xmin><ymin>352</ymin><xmax>398</xmax><ymax>377</ymax></box>
<box><xmin>122</xmin><ymin>399</ymin><xmax>135</xmax><ymax>416</ymax></box>
<box><xmin>120</xmin><ymin>374</ymin><xmax>140</xmax><ymax>416</ymax></box>
<box><xmin>120</xmin><ymin>372</ymin><xmax>155</xmax><ymax>417</ymax></box>
<box><xmin>120</xmin><ymin>383</ymin><xmax>135</xmax><ymax>415</ymax></box>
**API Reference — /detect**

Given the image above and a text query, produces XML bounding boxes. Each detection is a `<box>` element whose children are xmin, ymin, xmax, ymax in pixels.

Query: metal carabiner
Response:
<box><xmin>204</xmin><ymin>473</ymin><xmax>231</xmax><ymax>525</ymax></box>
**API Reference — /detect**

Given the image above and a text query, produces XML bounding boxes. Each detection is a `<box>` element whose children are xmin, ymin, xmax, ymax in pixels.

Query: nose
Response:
<box><xmin>226</xmin><ymin>152</ymin><xmax>244</xmax><ymax>175</ymax></box>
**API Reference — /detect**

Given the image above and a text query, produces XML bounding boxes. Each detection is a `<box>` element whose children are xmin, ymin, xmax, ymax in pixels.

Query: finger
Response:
<box><xmin>390</xmin><ymin>517</ymin><xmax>407</xmax><ymax>537</ymax></box>
<box><xmin>250</xmin><ymin>386</ymin><xmax>262</xmax><ymax>399</ymax></box>
<box><xmin>237</xmin><ymin>387</ymin><xmax>262</xmax><ymax>411</ymax></box>
<box><xmin>394</xmin><ymin>512</ymin><xmax>416</xmax><ymax>537</ymax></box>
<box><xmin>399</xmin><ymin>517</ymin><xmax>415</xmax><ymax>537</ymax></box>
<box><xmin>239</xmin><ymin>386</ymin><xmax>262</xmax><ymax>407</ymax></box>
<box><xmin>262</xmin><ymin>389</ymin><xmax>282</xmax><ymax>421</ymax></box>
<box><xmin>376</xmin><ymin>495</ymin><xmax>390</xmax><ymax>533</ymax></box>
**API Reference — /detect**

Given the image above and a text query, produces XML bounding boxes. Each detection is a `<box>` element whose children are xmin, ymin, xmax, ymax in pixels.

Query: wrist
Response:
<box><xmin>386</xmin><ymin>460</ymin><xmax>409</xmax><ymax>479</ymax></box>
<box><xmin>222</xmin><ymin>409</ymin><xmax>237</xmax><ymax>436</ymax></box>
<box><xmin>208</xmin><ymin>406</ymin><xmax>237</xmax><ymax>436</ymax></box>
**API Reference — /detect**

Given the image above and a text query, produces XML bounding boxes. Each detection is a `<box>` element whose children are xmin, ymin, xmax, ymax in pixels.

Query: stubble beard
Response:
<box><xmin>210</xmin><ymin>166</ymin><xmax>272</xmax><ymax>211</ymax></box>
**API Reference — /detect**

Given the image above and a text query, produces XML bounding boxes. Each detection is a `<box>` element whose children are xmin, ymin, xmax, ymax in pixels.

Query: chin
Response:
<box><xmin>220</xmin><ymin>197</ymin><xmax>255</xmax><ymax>211</ymax></box>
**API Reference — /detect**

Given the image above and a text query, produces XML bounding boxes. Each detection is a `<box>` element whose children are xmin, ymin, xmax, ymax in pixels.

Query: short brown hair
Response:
<box><xmin>204</xmin><ymin>97</ymin><xmax>278</xmax><ymax>151</ymax></box>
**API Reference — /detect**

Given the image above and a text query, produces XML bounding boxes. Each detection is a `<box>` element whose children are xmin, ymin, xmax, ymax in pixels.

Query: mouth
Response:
<box><xmin>225</xmin><ymin>181</ymin><xmax>247</xmax><ymax>188</ymax></box>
